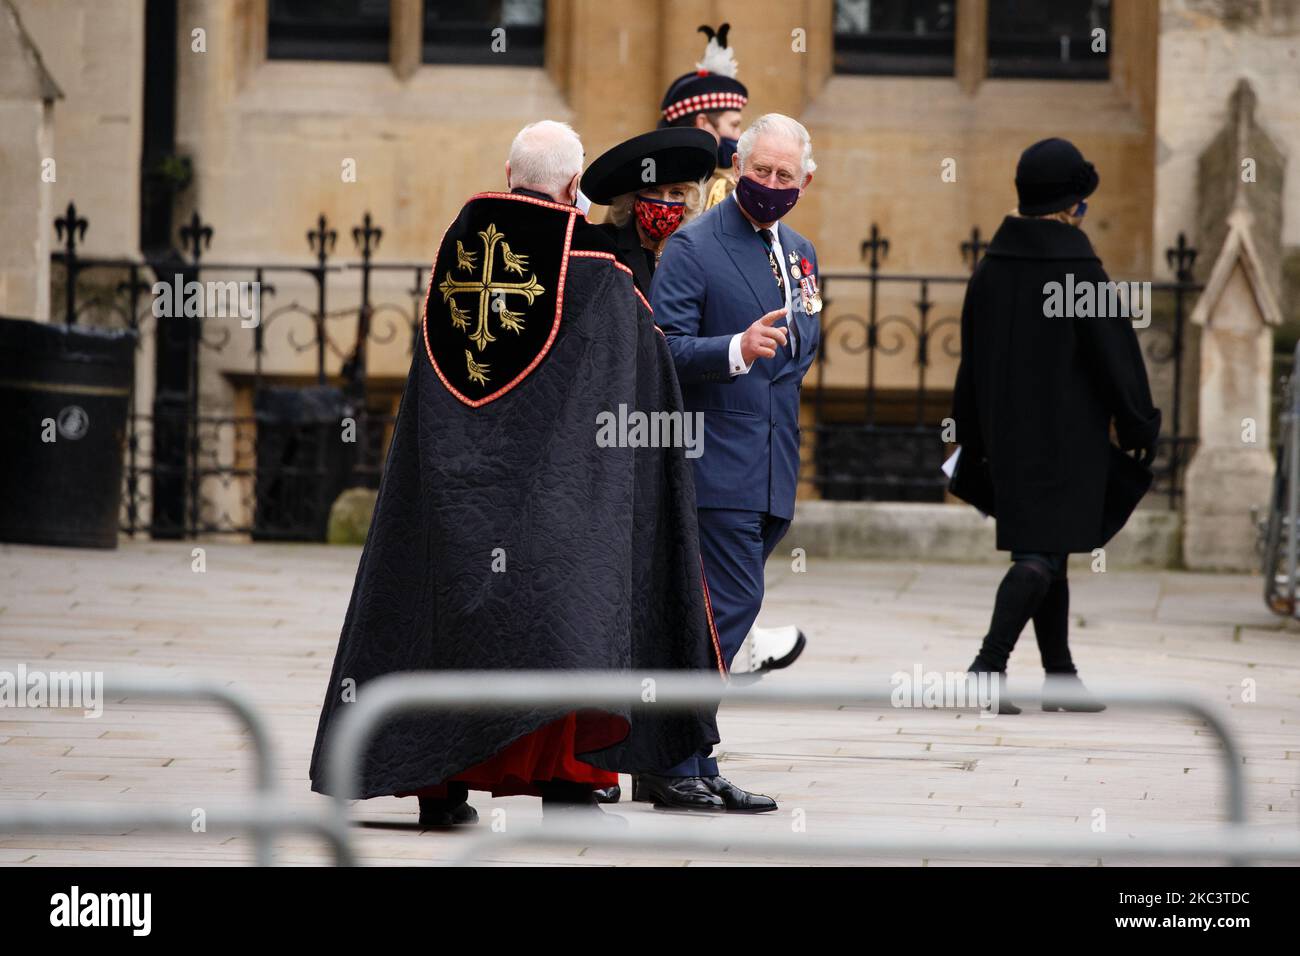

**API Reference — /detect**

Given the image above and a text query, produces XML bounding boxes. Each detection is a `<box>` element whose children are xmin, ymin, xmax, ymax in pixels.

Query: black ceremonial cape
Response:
<box><xmin>309</xmin><ymin>191</ymin><xmax>723</xmax><ymax>799</ymax></box>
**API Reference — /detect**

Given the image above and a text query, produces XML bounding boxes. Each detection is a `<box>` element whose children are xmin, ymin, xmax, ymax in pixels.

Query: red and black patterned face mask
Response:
<box><xmin>634</xmin><ymin>195</ymin><xmax>687</xmax><ymax>242</ymax></box>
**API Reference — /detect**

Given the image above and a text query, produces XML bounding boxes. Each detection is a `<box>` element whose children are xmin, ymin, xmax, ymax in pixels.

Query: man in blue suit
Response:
<box><xmin>637</xmin><ymin>113</ymin><xmax>822</xmax><ymax>812</ymax></box>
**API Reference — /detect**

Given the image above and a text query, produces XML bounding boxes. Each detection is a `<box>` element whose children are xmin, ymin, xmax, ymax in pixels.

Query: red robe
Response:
<box><xmin>398</xmin><ymin>711</ymin><xmax>621</xmax><ymax>799</ymax></box>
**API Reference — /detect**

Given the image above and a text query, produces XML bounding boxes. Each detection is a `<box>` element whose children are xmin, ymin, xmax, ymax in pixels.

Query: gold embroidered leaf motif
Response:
<box><xmin>513</xmin><ymin>274</ymin><xmax>545</xmax><ymax>302</ymax></box>
<box><xmin>469</xmin><ymin>319</ymin><xmax>496</xmax><ymax>352</ymax></box>
<box><xmin>455</xmin><ymin>240</ymin><xmax>477</xmax><ymax>272</ymax></box>
<box><xmin>466</xmin><ymin>350</ymin><xmax>490</xmax><ymax>386</ymax></box>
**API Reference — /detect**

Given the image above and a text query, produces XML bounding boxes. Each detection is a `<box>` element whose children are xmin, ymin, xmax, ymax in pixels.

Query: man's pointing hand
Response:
<box><xmin>740</xmin><ymin>308</ymin><xmax>789</xmax><ymax>364</ymax></box>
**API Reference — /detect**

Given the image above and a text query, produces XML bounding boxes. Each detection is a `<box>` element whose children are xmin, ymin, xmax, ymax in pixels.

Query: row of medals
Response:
<box><xmin>787</xmin><ymin>249</ymin><xmax>822</xmax><ymax>314</ymax></box>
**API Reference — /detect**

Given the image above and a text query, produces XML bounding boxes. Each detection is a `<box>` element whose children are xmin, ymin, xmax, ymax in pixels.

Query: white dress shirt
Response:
<box><xmin>728</xmin><ymin>193</ymin><xmax>795</xmax><ymax>375</ymax></box>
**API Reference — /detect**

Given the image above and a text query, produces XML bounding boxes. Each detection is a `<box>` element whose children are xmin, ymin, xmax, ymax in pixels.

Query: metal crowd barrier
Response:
<box><xmin>0</xmin><ymin>799</ymin><xmax>353</xmax><ymax>866</ymax></box>
<box><xmin>0</xmin><ymin>677</ymin><xmax>352</xmax><ymax>866</ymax></box>
<box><xmin>5</xmin><ymin>672</ymin><xmax>1295</xmax><ymax>867</ymax></box>
<box><xmin>320</xmin><ymin>671</ymin><xmax>1296</xmax><ymax>866</ymax></box>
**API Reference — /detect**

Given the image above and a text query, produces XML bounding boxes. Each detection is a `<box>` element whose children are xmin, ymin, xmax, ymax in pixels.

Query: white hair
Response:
<box><xmin>736</xmin><ymin>113</ymin><xmax>817</xmax><ymax>178</ymax></box>
<box><xmin>508</xmin><ymin>120</ymin><xmax>583</xmax><ymax>198</ymax></box>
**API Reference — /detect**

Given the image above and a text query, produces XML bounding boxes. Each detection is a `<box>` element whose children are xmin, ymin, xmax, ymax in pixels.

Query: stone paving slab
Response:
<box><xmin>1</xmin><ymin>539</ymin><xmax>1298</xmax><ymax>866</ymax></box>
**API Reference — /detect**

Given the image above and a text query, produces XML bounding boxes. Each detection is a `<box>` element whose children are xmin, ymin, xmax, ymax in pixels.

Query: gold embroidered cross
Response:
<box><xmin>438</xmin><ymin>224</ymin><xmax>546</xmax><ymax>383</ymax></box>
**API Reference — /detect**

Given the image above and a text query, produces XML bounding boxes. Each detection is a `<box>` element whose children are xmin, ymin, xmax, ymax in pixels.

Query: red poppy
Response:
<box><xmin>800</xmin><ymin>257</ymin><xmax>812</xmax><ymax>275</ymax></box>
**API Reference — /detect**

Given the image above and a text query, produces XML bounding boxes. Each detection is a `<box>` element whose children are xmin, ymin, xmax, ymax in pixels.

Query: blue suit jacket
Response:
<box><xmin>651</xmin><ymin>196</ymin><xmax>820</xmax><ymax>520</ymax></box>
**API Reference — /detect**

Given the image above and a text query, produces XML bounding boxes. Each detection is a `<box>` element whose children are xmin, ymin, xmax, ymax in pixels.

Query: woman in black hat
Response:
<box><xmin>581</xmin><ymin>127</ymin><xmax>718</xmax><ymax>295</ymax></box>
<box><xmin>951</xmin><ymin>137</ymin><xmax>1161</xmax><ymax>713</ymax></box>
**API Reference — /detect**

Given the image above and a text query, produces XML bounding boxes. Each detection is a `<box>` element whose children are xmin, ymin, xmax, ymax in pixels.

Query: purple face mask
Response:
<box><xmin>735</xmin><ymin>174</ymin><xmax>801</xmax><ymax>223</ymax></box>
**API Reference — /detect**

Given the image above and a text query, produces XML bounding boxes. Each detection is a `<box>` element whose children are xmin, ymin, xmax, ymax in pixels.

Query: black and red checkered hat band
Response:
<box><xmin>663</xmin><ymin>91</ymin><xmax>748</xmax><ymax>122</ymax></box>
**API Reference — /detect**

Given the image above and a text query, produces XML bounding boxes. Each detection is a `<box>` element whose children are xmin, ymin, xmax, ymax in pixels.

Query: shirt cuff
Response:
<box><xmin>728</xmin><ymin>332</ymin><xmax>753</xmax><ymax>376</ymax></box>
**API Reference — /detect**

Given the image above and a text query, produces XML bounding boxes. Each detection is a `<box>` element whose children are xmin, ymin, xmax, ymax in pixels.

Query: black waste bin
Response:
<box><xmin>0</xmin><ymin>316</ymin><xmax>137</xmax><ymax>548</ymax></box>
<box><xmin>252</xmin><ymin>385</ymin><xmax>355</xmax><ymax>541</ymax></box>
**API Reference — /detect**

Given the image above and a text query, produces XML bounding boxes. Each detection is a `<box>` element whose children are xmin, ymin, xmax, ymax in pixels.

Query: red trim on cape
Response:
<box><xmin>700</xmin><ymin>557</ymin><xmax>727</xmax><ymax>676</ymax></box>
<box><xmin>567</xmin><ymin>248</ymin><xmax>655</xmax><ymax>318</ymax></box>
<box><xmin>470</xmin><ymin>190</ymin><xmax>590</xmax><ymax>216</ymax></box>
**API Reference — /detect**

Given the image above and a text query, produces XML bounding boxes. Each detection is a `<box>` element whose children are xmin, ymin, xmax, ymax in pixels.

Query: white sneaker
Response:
<box><xmin>729</xmin><ymin>625</ymin><xmax>807</xmax><ymax>677</ymax></box>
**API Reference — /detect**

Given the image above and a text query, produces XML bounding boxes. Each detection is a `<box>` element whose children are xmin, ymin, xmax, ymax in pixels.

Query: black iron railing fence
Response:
<box><xmin>49</xmin><ymin>203</ymin><xmax>1201</xmax><ymax>539</ymax></box>
<box><xmin>51</xmin><ymin>203</ymin><xmax>429</xmax><ymax>539</ymax></box>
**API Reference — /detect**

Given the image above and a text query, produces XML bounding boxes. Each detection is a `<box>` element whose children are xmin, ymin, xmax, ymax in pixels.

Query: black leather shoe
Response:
<box><xmin>703</xmin><ymin>775</ymin><xmax>778</xmax><ymax>813</ymax></box>
<box><xmin>594</xmin><ymin>784</ymin><xmax>621</xmax><ymax>804</ymax></box>
<box><xmin>632</xmin><ymin>774</ymin><xmax>725</xmax><ymax>811</ymax></box>
<box><xmin>418</xmin><ymin>784</ymin><xmax>478</xmax><ymax>827</ymax></box>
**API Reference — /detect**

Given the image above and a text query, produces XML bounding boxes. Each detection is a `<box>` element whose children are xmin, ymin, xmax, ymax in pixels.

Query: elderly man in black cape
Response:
<box><xmin>951</xmin><ymin>137</ymin><xmax>1161</xmax><ymax>714</ymax></box>
<box><xmin>308</xmin><ymin>119</ymin><xmax>723</xmax><ymax>824</ymax></box>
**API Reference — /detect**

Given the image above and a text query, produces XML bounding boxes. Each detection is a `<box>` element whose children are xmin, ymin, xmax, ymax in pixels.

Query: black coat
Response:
<box><xmin>597</xmin><ymin>218</ymin><xmax>656</xmax><ymax>296</ymax></box>
<box><xmin>951</xmin><ymin>216</ymin><xmax>1161</xmax><ymax>553</ymax></box>
<box><xmin>308</xmin><ymin>193</ymin><xmax>722</xmax><ymax>799</ymax></box>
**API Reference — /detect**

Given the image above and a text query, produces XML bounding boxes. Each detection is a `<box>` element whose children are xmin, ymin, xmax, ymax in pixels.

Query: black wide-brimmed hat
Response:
<box><xmin>1015</xmin><ymin>137</ymin><xmax>1100</xmax><ymax>215</ymax></box>
<box><xmin>580</xmin><ymin>128</ymin><xmax>718</xmax><ymax>205</ymax></box>
<box><xmin>659</xmin><ymin>23</ymin><xmax>748</xmax><ymax>126</ymax></box>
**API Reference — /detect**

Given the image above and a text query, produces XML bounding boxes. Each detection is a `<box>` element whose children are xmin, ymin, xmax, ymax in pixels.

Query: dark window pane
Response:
<box><xmin>423</xmin><ymin>0</ymin><xmax>545</xmax><ymax>66</ymax></box>
<box><xmin>987</xmin><ymin>0</ymin><xmax>1110</xmax><ymax>79</ymax></box>
<box><xmin>833</xmin><ymin>0</ymin><xmax>956</xmax><ymax>76</ymax></box>
<box><xmin>267</xmin><ymin>0</ymin><xmax>391</xmax><ymax>63</ymax></box>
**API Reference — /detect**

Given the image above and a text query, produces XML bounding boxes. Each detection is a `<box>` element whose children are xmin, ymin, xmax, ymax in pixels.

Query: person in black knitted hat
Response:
<box><xmin>1014</xmin><ymin>137</ymin><xmax>1100</xmax><ymax>216</ymax></box>
<box><xmin>949</xmin><ymin>137</ymin><xmax>1160</xmax><ymax>714</ymax></box>
<box><xmin>660</xmin><ymin>23</ymin><xmax>749</xmax><ymax>209</ymax></box>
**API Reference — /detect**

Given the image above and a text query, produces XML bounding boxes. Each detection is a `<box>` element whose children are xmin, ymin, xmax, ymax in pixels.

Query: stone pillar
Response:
<box><xmin>1182</xmin><ymin>79</ymin><xmax>1287</xmax><ymax>572</ymax></box>
<box><xmin>0</xmin><ymin>0</ymin><xmax>60</xmax><ymax>322</ymax></box>
<box><xmin>1196</xmin><ymin>81</ymin><xmax>1285</xmax><ymax>301</ymax></box>
<box><xmin>1182</xmin><ymin>206</ymin><xmax>1283</xmax><ymax>570</ymax></box>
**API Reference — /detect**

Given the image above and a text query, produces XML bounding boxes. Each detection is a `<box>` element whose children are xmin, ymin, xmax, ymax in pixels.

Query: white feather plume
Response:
<box><xmin>696</xmin><ymin>27</ymin><xmax>739</xmax><ymax>77</ymax></box>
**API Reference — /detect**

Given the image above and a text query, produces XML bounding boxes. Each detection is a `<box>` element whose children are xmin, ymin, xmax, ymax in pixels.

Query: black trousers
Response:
<box><xmin>971</xmin><ymin>552</ymin><xmax>1076</xmax><ymax>674</ymax></box>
